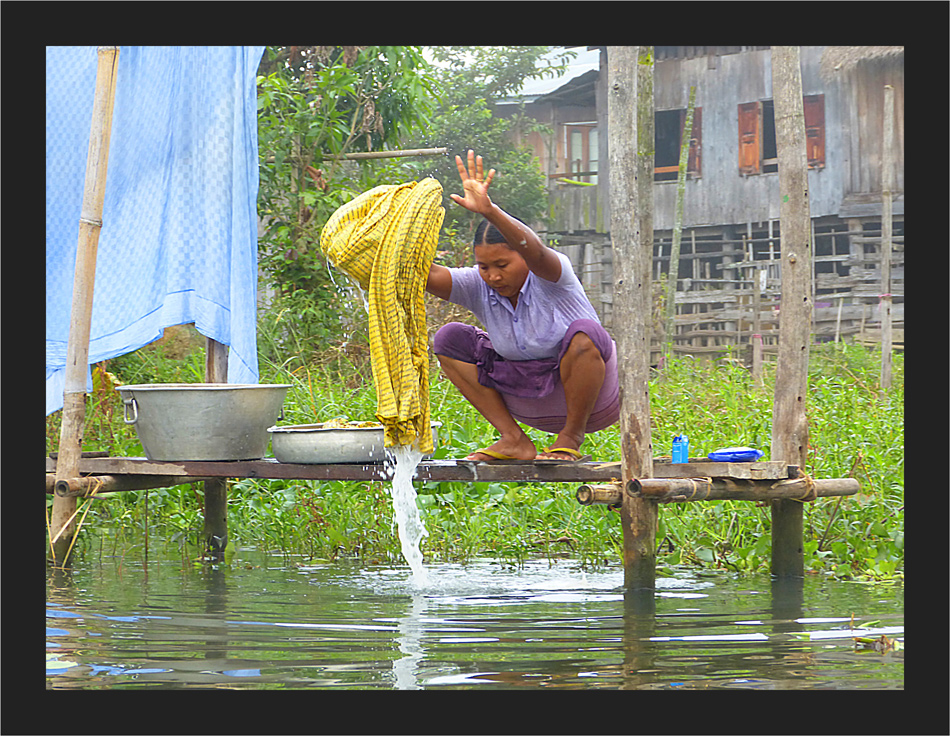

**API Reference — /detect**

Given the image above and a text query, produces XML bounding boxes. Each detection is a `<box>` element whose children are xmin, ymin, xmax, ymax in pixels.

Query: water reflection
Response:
<box><xmin>392</xmin><ymin>593</ymin><xmax>426</xmax><ymax>689</ymax></box>
<box><xmin>47</xmin><ymin>552</ymin><xmax>903</xmax><ymax>691</ymax></box>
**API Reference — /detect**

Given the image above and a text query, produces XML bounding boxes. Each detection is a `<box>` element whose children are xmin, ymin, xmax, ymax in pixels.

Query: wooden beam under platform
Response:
<box><xmin>48</xmin><ymin>474</ymin><xmax>215</xmax><ymax>498</ymax></box>
<box><xmin>577</xmin><ymin>474</ymin><xmax>858</xmax><ymax>506</ymax></box>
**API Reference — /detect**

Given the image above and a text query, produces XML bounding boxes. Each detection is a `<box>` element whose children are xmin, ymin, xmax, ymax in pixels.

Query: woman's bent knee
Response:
<box><xmin>566</xmin><ymin>331</ymin><xmax>599</xmax><ymax>358</ymax></box>
<box><xmin>560</xmin><ymin>320</ymin><xmax>612</xmax><ymax>366</ymax></box>
<box><xmin>433</xmin><ymin>322</ymin><xmax>478</xmax><ymax>361</ymax></box>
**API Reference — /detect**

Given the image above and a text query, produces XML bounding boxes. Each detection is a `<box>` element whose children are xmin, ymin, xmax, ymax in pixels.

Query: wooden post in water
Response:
<box><xmin>607</xmin><ymin>46</ymin><xmax>656</xmax><ymax>590</ymax></box>
<box><xmin>203</xmin><ymin>337</ymin><xmax>230</xmax><ymax>560</ymax></box>
<box><xmin>51</xmin><ymin>46</ymin><xmax>120</xmax><ymax>565</ymax></box>
<box><xmin>880</xmin><ymin>84</ymin><xmax>894</xmax><ymax>391</ymax></box>
<box><xmin>769</xmin><ymin>47</ymin><xmax>812</xmax><ymax>577</ymax></box>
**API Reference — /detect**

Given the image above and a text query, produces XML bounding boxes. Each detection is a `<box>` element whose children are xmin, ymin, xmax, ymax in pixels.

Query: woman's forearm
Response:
<box><xmin>484</xmin><ymin>203</ymin><xmax>560</xmax><ymax>282</ymax></box>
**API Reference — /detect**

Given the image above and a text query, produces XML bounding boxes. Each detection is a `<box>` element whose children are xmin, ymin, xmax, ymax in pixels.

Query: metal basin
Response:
<box><xmin>117</xmin><ymin>383</ymin><xmax>292</xmax><ymax>461</ymax></box>
<box><xmin>269</xmin><ymin>422</ymin><xmax>441</xmax><ymax>464</ymax></box>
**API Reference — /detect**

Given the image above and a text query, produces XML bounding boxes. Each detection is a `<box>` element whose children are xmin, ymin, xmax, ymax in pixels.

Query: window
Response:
<box><xmin>738</xmin><ymin>95</ymin><xmax>825</xmax><ymax>175</ymax></box>
<box><xmin>803</xmin><ymin>95</ymin><xmax>826</xmax><ymax>169</ymax></box>
<box><xmin>566</xmin><ymin>123</ymin><xmax>598</xmax><ymax>184</ymax></box>
<box><xmin>738</xmin><ymin>101</ymin><xmax>761</xmax><ymax>175</ymax></box>
<box><xmin>654</xmin><ymin>108</ymin><xmax>702</xmax><ymax>181</ymax></box>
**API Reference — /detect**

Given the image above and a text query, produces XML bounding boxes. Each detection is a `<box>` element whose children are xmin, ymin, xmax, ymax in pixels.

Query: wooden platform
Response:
<box><xmin>45</xmin><ymin>455</ymin><xmax>796</xmax><ymax>486</ymax></box>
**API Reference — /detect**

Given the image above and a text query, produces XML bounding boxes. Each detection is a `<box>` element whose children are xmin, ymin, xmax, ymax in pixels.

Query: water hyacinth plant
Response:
<box><xmin>46</xmin><ymin>333</ymin><xmax>903</xmax><ymax>582</ymax></box>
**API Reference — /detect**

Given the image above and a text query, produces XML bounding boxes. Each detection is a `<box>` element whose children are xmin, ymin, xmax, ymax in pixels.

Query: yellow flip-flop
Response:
<box><xmin>458</xmin><ymin>448</ymin><xmax>535</xmax><ymax>465</ymax></box>
<box><xmin>536</xmin><ymin>447</ymin><xmax>592</xmax><ymax>464</ymax></box>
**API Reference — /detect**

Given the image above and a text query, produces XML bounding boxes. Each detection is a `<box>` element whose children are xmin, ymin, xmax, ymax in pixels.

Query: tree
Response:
<box><xmin>400</xmin><ymin>46</ymin><xmax>573</xmax><ymax>245</ymax></box>
<box><xmin>255</xmin><ymin>46</ymin><xmax>437</xmax><ymax>363</ymax></box>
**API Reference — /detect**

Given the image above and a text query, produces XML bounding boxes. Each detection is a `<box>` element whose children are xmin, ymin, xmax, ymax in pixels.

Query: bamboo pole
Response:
<box><xmin>203</xmin><ymin>337</ymin><xmax>230</xmax><ymax>561</ymax></box>
<box><xmin>264</xmin><ymin>147</ymin><xmax>448</xmax><ymax>168</ymax></box>
<box><xmin>834</xmin><ymin>297</ymin><xmax>844</xmax><ymax>344</ymax></box>
<box><xmin>880</xmin><ymin>85</ymin><xmax>894</xmax><ymax>390</ymax></box>
<box><xmin>752</xmin><ymin>267</ymin><xmax>764</xmax><ymax>387</ymax></box>
<box><xmin>626</xmin><ymin>476</ymin><xmax>858</xmax><ymax>504</ymax></box>
<box><xmin>607</xmin><ymin>46</ymin><xmax>656</xmax><ymax>590</ymax></box>
<box><xmin>51</xmin><ymin>46</ymin><xmax>120</xmax><ymax>565</ymax></box>
<box><xmin>52</xmin><ymin>475</ymin><xmax>214</xmax><ymax>497</ymax></box>
<box><xmin>579</xmin><ymin>474</ymin><xmax>858</xmax><ymax>506</ymax></box>
<box><xmin>323</xmin><ymin>147</ymin><xmax>447</xmax><ymax>161</ymax></box>
<box><xmin>576</xmin><ymin>483</ymin><xmax>623</xmax><ymax>506</ymax></box>
<box><xmin>663</xmin><ymin>86</ymin><xmax>696</xmax><ymax>360</ymax></box>
<box><xmin>769</xmin><ymin>47</ymin><xmax>812</xmax><ymax>578</ymax></box>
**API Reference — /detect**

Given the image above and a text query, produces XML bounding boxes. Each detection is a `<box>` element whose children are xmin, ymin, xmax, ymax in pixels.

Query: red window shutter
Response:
<box><xmin>738</xmin><ymin>102</ymin><xmax>761</xmax><ymax>175</ymax></box>
<box><xmin>687</xmin><ymin>107</ymin><xmax>702</xmax><ymax>176</ymax></box>
<box><xmin>803</xmin><ymin>94</ymin><xmax>825</xmax><ymax>169</ymax></box>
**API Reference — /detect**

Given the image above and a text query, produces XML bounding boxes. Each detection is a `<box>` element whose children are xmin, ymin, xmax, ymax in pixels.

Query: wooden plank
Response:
<box><xmin>45</xmin><ymin>456</ymin><xmax>629</xmax><ymax>484</ymax></box>
<box><xmin>652</xmin><ymin>460</ymin><xmax>793</xmax><ymax>480</ymax></box>
<box><xmin>44</xmin><ymin>456</ymin><xmax>794</xmax><ymax>485</ymax></box>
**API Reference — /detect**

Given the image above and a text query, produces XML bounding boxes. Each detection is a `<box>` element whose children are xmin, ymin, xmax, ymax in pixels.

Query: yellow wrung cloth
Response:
<box><xmin>320</xmin><ymin>178</ymin><xmax>445</xmax><ymax>453</ymax></box>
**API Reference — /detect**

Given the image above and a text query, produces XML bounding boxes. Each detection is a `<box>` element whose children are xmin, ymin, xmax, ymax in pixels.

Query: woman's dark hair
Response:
<box><xmin>473</xmin><ymin>215</ymin><xmax>526</xmax><ymax>248</ymax></box>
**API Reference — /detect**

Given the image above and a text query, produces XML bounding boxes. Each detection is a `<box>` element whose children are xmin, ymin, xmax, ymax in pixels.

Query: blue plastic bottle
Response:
<box><xmin>672</xmin><ymin>434</ymin><xmax>689</xmax><ymax>464</ymax></box>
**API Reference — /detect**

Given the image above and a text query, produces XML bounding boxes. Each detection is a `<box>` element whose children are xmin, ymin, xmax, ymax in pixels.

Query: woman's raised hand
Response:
<box><xmin>449</xmin><ymin>149</ymin><xmax>496</xmax><ymax>216</ymax></box>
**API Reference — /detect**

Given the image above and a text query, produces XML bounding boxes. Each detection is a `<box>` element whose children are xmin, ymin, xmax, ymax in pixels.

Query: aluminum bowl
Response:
<box><xmin>268</xmin><ymin>422</ymin><xmax>441</xmax><ymax>464</ymax></box>
<box><xmin>117</xmin><ymin>383</ymin><xmax>291</xmax><ymax>461</ymax></box>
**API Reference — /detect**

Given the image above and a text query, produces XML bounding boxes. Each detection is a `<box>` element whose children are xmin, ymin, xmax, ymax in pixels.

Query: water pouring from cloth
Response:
<box><xmin>321</xmin><ymin>179</ymin><xmax>445</xmax><ymax>585</ymax></box>
<box><xmin>386</xmin><ymin>445</ymin><xmax>429</xmax><ymax>585</ymax></box>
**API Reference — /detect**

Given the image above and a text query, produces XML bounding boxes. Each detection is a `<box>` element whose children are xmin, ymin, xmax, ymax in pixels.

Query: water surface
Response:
<box><xmin>47</xmin><ymin>549</ymin><xmax>903</xmax><ymax>690</ymax></box>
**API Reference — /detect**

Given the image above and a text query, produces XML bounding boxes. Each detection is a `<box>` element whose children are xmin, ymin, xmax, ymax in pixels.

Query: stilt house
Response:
<box><xmin>496</xmin><ymin>46</ymin><xmax>904</xmax><ymax>358</ymax></box>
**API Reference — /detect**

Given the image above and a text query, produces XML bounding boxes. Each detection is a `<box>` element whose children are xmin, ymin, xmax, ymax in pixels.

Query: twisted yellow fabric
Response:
<box><xmin>320</xmin><ymin>178</ymin><xmax>445</xmax><ymax>452</ymax></box>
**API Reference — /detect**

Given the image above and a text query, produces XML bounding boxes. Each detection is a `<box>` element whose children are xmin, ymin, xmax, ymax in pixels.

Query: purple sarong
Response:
<box><xmin>433</xmin><ymin>319</ymin><xmax>620</xmax><ymax>433</ymax></box>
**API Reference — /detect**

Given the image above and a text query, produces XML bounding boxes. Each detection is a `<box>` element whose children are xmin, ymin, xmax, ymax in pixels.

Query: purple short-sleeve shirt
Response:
<box><xmin>446</xmin><ymin>250</ymin><xmax>600</xmax><ymax>361</ymax></box>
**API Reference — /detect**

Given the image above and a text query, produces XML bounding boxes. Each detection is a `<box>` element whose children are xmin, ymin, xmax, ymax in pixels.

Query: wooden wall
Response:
<box><xmin>540</xmin><ymin>46</ymin><xmax>904</xmax><ymax>357</ymax></box>
<box><xmin>577</xmin><ymin>47</ymin><xmax>904</xmax><ymax>232</ymax></box>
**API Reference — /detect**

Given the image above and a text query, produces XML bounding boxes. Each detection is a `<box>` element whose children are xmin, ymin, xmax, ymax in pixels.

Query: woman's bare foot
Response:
<box><xmin>465</xmin><ymin>432</ymin><xmax>537</xmax><ymax>462</ymax></box>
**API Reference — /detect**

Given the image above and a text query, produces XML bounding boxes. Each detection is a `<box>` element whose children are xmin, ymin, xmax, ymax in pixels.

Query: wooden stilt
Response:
<box><xmin>769</xmin><ymin>47</ymin><xmax>812</xmax><ymax>578</ymax></box>
<box><xmin>203</xmin><ymin>337</ymin><xmax>230</xmax><ymax>560</ymax></box>
<box><xmin>51</xmin><ymin>46</ymin><xmax>120</xmax><ymax>565</ymax></box>
<box><xmin>607</xmin><ymin>46</ymin><xmax>657</xmax><ymax>590</ymax></box>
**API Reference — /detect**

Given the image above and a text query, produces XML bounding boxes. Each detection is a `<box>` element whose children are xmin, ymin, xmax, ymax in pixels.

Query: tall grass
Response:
<box><xmin>646</xmin><ymin>346</ymin><xmax>903</xmax><ymax>580</ymax></box>
<box><xmin>47</xmin><ymin>337</ymin><xmax>903</xmax><ymax>581</ymax></box>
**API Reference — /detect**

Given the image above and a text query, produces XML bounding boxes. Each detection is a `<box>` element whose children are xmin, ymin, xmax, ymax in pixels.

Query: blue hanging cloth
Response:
<box><xmin>46</xmin><ymin>46</ymin><xmax>265</xmax><ymax>414</ymax></box>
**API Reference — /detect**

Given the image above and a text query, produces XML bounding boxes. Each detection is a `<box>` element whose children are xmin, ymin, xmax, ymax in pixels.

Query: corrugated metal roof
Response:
<box><xmin>496</xmin><ymin>47</ymin><xmax>600</xmax><ymax>105</ymax></box>
<box><xmin>820</xmin><ymin>46</ymin><xmax>904</xmax><ymax>79</ymax></box>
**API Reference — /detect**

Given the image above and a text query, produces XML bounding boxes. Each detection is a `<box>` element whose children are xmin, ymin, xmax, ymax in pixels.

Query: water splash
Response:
<box><xmin>386</xmin><ymin>444</ymin><xmax>429</xmax><ymax>586</ymax></box>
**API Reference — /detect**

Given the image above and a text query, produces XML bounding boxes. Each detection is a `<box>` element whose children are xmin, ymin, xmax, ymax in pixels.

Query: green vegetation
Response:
<box><xmin>46</xmin><ymin>334</ymin><xmax>903</xmax><ymax>583</ymax></box>
<box><xmin>46</xmin><ymin>47</ymin><xmax>902</xmax><ymax>583</ymax></box>
<box><xmin>255</xmin><ymin>46</ymin><xmax>438</xmax><ymax>355</ymax></box>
